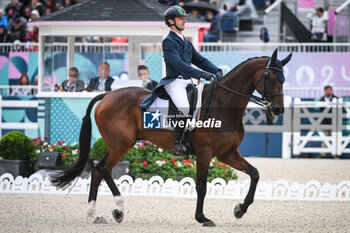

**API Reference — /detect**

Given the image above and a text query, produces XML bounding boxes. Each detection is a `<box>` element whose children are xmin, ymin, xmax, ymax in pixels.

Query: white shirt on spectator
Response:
<box><xmin>307</xmin><ymin>11</ymin><xmax>329</xmax><ymax>34</ymax></box>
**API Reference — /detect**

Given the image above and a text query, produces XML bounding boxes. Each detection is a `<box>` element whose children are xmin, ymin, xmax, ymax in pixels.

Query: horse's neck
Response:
<box><xmin>218</xmin><ymin>64</ymin><xmax>258</xmax><ymax>108</ymax></box>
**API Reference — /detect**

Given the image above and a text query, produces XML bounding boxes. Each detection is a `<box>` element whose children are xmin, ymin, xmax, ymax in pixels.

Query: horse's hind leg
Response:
<box><xmin>87</xmin><ymin>150</ymin><xmax>124</xmax><ymax>224</ymax></box>
<box><xmin>87</xmin><ymin>156</ymin><xmax>107</xmax><ymax>224</ymax></box>
<box><xmin>217</xmin><ymin>149</ymin><xmax>259</xmax><ymax>219</ymax></box>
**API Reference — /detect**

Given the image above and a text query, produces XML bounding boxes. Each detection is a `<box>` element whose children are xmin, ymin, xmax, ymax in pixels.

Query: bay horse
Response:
<box><xmin>51</xmin><ymin>49</ymin><xmax>292</xmax><ymax>227</ymax></box>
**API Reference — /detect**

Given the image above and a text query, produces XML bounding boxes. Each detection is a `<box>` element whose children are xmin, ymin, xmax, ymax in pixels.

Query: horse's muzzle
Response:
<box><xmin>271</xmin><ymin>101</ymin><xmax>284</xmax><ymax>115</ymax></box>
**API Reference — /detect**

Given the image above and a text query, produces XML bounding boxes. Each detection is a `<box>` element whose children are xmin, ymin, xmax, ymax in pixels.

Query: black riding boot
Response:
<box><xmin>172</xmin><ymin>117</ymin><xmax>187</xmax><ymax>156</ymax></box>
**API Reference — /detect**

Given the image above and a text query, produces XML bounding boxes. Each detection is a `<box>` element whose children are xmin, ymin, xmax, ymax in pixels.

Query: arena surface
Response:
<box><xmin>0</xmin><ymin>158</ymin><xmax>349</xmax><ymax>233</ymax></box>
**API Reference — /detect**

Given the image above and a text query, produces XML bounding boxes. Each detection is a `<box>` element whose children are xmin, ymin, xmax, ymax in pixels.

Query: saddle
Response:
<box><xmin>158</xmin><ymin>83</ymin><xmax>198</xmax><ymax>118</ymax></box>
<box><xmin>149</xmin><ymin>83</ymin><xmax>201</xmax><ymax>156</ymax></box>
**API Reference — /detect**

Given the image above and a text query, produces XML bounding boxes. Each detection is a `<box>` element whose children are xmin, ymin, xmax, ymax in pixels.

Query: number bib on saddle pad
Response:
<box><xmin>143</xmin><ymin>84</ymin><xmax>205</xmax><ymax>131</ymax></box>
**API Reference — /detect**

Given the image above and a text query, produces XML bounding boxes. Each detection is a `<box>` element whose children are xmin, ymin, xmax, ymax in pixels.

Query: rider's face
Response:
<box><xmin>174</xmin><ymin>16</ymin><xmax>186</xmax><ymax>31</ymax></box>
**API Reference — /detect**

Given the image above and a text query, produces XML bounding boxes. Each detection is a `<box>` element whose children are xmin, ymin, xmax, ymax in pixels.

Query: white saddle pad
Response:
<box><xmin>144</xmin><ymin>84</ymin><xmax>205</xmax><ymax>131</ymax></box>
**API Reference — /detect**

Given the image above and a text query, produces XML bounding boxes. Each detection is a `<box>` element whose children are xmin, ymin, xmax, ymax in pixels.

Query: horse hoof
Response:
<box><xmin>112</xmin><ymin>209</ymin><xmax>124</xmax><ymax>223</ymax></box>
<box><xmin>94</xmin><ymin>217</ymin><xmax>107</xmax><ymax>224</ymax></box>
<box><xmin>202</xmin><ymin>221</ymin><xmax>216</xmax><ymax>227</ymax></box>
<box><xmin>234</xmin><ymin>203</ymin><xmax>245</xmax><ymax>219</ymax></box>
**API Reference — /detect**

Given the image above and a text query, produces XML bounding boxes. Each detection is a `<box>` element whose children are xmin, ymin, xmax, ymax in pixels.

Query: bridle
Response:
<box><xmin>209</xmin><ymin>58</ymin><xmax>284</xmax><ymax>108</ymax></box>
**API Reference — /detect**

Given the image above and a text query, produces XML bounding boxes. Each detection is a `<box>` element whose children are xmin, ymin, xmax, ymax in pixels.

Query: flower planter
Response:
<box><xmin>93</xmin><ymin>160</ymin><xmax>130</xmax><ymax>179</ymax></box>
<box><xmin>0</xmin><ymin>159</ymin><xmax>34</xmax><ymax>177</ymax></box>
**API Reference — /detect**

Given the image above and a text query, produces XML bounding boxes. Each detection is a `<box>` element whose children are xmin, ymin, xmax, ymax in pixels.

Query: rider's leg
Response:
<box><xmin>164</xmin><ymin>79</ymin><xmax>191</xmax><ymax>155</ymax></box>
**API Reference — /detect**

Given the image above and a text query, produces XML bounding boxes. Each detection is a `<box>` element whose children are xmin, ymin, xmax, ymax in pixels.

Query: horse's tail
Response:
<box><xmin>50</xmin><ymin>93</ymin><xmax>106</xmax><ymax>189</ymax></box>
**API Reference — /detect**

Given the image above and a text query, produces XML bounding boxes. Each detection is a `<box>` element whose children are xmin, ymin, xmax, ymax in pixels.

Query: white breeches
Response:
<box><xmin>164</xmin><ymin>78</ymin><xmax>192</xmax><ymax>116</ymax></box>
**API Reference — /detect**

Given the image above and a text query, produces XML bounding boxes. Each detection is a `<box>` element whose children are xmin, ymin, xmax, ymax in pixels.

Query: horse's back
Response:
<box><xmin>94</xmin><ymin>87</ymin><xmax>149</xmax><ymax>138</ymax></box>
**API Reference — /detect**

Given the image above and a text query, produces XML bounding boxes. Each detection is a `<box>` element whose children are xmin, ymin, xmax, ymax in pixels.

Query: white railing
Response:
<box><xmin>292</xmin><ymin>97</ymin><xmax>350</xmax><ymax>157</ymax></box>
<box><xmin>283</xmin><ymin>87</ymin><xmax>350</xmax><ymax>99</ymax></box>
<box><xmin>1</xmin><ymin>42</ymin><xmax>350</xmax><ymax>53</ymax></box>
<box><xmin>337</xmin><ymin>98</ymin><xmax>350</xmax><ymax>155</ymax></box>
<box><xmin>0</xmin><ymin>95</ymin><xmax>38</xmax><ymax>138</ymax></box>
<box><xmin>0</xmin><ymin>173</ymin><xmax>349</xmax><ymax>201</ymax></box>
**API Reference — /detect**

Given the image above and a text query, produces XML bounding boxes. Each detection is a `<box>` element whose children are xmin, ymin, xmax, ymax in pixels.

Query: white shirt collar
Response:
<box><xmin>173</xmin><ymin>30</ymin><xmax>184</xmax><ymax>41</ymax></box>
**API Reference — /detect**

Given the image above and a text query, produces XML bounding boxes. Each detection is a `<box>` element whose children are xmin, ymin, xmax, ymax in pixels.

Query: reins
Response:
<box><xmin>203</xmin><ymin>58</ymin><xmax>285</xmax><ymax>120</ymax></box>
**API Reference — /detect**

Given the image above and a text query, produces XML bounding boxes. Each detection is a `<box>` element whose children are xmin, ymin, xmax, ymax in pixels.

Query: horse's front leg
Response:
<box><xmin>195</xmin><ymin>154</ymin><xmax>215</xmax><ymax>227</ymax></box>
<box><xmin>217</xmin><ymin>149</ymin><xmax>259</xmax><ymax>219</ymax></box>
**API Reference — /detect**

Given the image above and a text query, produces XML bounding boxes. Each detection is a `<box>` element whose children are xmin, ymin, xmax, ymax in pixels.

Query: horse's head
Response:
<box><xmin>254</xmin><ymin>49</ymin><xmax>292</xmax><ymax>116</ymax></box>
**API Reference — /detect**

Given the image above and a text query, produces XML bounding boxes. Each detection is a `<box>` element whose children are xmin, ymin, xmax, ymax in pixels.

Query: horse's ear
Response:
<box><xmin>281</xmin><ymin>53</ymin><xmax>292</xmax><ymax>66</ymax></box>
<box><xmin>271</xmin><ymin>48</ymin><xmax>278</xmax><ymax>63</ymax></box>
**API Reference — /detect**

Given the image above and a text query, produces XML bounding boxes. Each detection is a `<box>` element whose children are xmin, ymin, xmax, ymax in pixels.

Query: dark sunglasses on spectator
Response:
<box><xmin>69</xmin><ymin>74</ymin><xmax>78</xmax><ymax>77</ymax></box>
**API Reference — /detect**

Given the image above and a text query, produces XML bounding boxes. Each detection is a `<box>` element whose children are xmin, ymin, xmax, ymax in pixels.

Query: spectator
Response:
<box><xmin>5</xmin><ymin>0</ymin><xmax>24</xmax><ymax>20</ymax></box>
<box><xmin>203</xmin><ymin>10</ymin><xmax>220</xmax><ymax>42</ymax></box>
<box><xmin>307</xmin><ymin>7</ymin><xmax>329</xmax><ymax>42</ymax></box>
<box><xmin>63</xmin><ymin>0</ymin><xmax>77</xmax><ymax>7</ymax></box>
<box><xmin>25</xmin><ymin>10</ymin><xmax>40</xmax><ymax>42</ymax></box>
<box><xmin>11</xmin><ymin>73</ymin><xmax>32</xmax><ymax>96</ymax></box>
<box><xmin>45</xmin><ymin>0</ymin><xmax>60</xmax><ymax>15</ymax></box>
<box><xmin>8</xmin><ymin>17</ymin><xmax>26</xmax><ymax>42</ymax></box>
<box><xmin>321</xmin><ymin>85</ymin><xmax>337</xmax><ymax>103</ymax></box>
<box><xmin>87</xmin><ymin>62</ymin><xmax>114</xmax><ymax>92</ymax></box>
<box><xmin>23</xmin><ymin>6</ymin><xmax>32</xmax><ymax>20</ymax></box>
<box><xmin>137</xmin><ymin>65</ymin><xmax>158</xmax><ymax>91</ymax></box>
<box><xmin>232</xmin><ymin>0</ymin><xmax>258</xmax><ymax>19</ymax></box>
<box><xmin>319</xmin><ymin>85</ymin><xmax>337</xmax><ymax>157</ymax></box>
<box><xmin>0</xmin><ymin>8</ymin><xmax>9</xmax><ymax>32</ymax></box>
<box><xmin>0</xmin><ymin>25</ymin><xmax>9</xmax><ymax>42</ymax></box>
<box><xmin>31</xmin><ymin>0</ymin><xmax>46</xmax><ymax>16</ymax></box>
<box><xmin>60</xmin><ymin>67</ymin><xmax>85</xmax><ymax>92</ymax></box>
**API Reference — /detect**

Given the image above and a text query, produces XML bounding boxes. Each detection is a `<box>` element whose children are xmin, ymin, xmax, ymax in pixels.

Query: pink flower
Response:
<box><xmin>217</xmin><ymin>163</ymin><xmax>221</xmax><ymax>168</ymax></box>
<box><xmin>58</xmin><ymin>141</ymin><xmax>62</xmax><ymax>146</ymax></box>
<box><xmin>162</xmin><ymin>159</ymin><xmax>166</xmax><ymax>162</ymax></box>
<box><xmin>61</xmin><ymin>153</ymin><xmax>66</xmax><ymax>159</ymax></box>
<box><xmin>143</xmin><ymin>161</ymin><xmax>148</xmax><ymax>166</ymax></box>
<box><xmin>141</xmin><ymin>145</ymin><xmax>146</xmax><ymax>150</ymax></box>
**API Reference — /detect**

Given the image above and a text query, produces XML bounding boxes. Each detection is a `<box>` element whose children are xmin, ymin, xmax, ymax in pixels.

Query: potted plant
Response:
<box><xmin>0</xmin><ymin>131</ymin><xmax>35</xmax><ymax>177</ymax></box>
<box><xmin>90</xmin><ymin>138</ymin><xmax>130</xmax><ymax>179</ymax></box>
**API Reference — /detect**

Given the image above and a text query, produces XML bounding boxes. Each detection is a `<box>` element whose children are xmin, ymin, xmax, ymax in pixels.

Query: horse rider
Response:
<box><xmin>140</xmin><ymin>6</ymin><xmax>223</xmax><ymax>156</ymax></box>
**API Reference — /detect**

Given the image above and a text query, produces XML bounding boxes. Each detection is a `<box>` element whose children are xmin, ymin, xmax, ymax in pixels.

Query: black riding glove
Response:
<box><xmin>215</xmin><ymin>70</ymin><xmax>224</xmax><ymax>80</ymax></box>
<box><xmin>201</xmin><ymin>72</ymin><xmax>214</xmax><ymax>81</ymax></box>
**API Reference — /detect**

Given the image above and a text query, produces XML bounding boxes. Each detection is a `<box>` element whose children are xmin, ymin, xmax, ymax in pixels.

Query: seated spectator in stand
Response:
<box><xmin>203</xmin><ymin>10</ymin><xmax>220</xmax><ymax>42</ymax></box>
<box><xmin>137</xmin><ymin>65</ymin><xmax>158</xmax><ymax>91</ymax></box>
<box><xmin>11</xmin><ymin>73</ymin><xmax>32</xmax><ymax>96</ymax></box>
<box><xmin>0</xmin><ymin>8</ymin><xmax>9</xmax><ymax>32</ymax></box>
<box><xmin>60</xmin><ymin>67</ymin><xmax>85</xmax><ymax>92</ymax></box>
<box><xmin>307</xmin><ymin>7</ymin><xmax>329</xmax><ymax>42</ymax></box>
<box><xmin>220</xmin><ymin>6</ymin><xmax>238</xmax><ymax>32</ymax></box>
<box><xmin>8</xmin><ymin>17</ymin><xmax>26</xmax><ymax>42</ymax></box>
<box><xmin>31</xmin><ymin>0</ymin><xmax>46</xmax><ymax>16</ymax></box>
<box><xmin>5</xmin><ymin>0</ymin><xmax>24</xmax><ymax>20</ymax></box>
<box><xmin>24</xmin><ymin>10</ymin><xmax>39</xmax><ymax>41</ymax></box>
<box><xmin>232</xmin><ymin>0</ymin><xmax>258</xmax><ymax>19</ymax></box>
<box><xmin>45</xmin><ymin>0</ymin><xmax>60</xmax><ymax>15</ymax></box>
<box><xmin>0</xmin><ymin>25</ymin><xmax>9</xmax><ymax>42</ymax></box>
<box><xmin>87</xmin><ymin>62</ymin><xmax>114</xmax><ymax>92</ymax></box>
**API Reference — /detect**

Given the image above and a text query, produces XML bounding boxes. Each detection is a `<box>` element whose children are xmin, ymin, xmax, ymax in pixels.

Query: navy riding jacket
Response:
<box><xmin>140</xmin><ymin>30</ymin><xmax>220</xmax><ymax>109</ymax></box>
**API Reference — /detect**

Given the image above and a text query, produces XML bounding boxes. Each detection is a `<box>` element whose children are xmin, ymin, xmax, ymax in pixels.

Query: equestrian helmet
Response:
<box><xmin>164</xmin><ymin>6</ymin><xmax>188</xmax><ymax>27</ymax></box>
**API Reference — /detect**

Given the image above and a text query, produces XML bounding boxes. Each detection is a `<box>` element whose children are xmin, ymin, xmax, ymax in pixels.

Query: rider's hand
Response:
<box><xmin>215</xmin><ymin>70</ymin><xmax>224</xmax><ymax>80</ymax></box>
<box><xmin>201</xmin><ymin>72</ymin><xmax>214</xmax><ymax>81</ymax></box>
